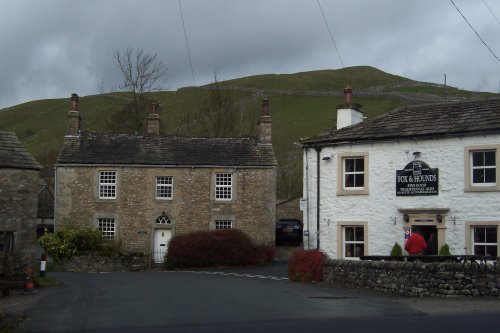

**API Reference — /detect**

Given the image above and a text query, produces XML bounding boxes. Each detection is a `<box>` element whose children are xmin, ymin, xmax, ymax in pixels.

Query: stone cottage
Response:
<box><xmin>300</xmin><ymin>86</ymin><xmax>500</xmax><ymax>260</ymax></box>
<box><xmin>55</xmin><ymin>94</ymin><xmax>276</xmax><ymax>263</ymax></box>
<box><xmin>0</xmin><ymin>131</ymin><xmax>42</xmax><ymax>269</ymax></box>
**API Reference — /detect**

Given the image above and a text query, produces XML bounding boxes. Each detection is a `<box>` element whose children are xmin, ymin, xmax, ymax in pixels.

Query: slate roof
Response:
<box><xmin>301</xmin><ymin>98</ymin><xmax>500</xmax><ymax>147</ymax></box>
<box><xmin>57</xmin><ymin>132</ymin><xmax>276</xmax><ymax>167</ymax></box>
<box><xmin>0</xmin><ymin>131</ymin><xmax>42</xmax><ymax>170</ymax></box>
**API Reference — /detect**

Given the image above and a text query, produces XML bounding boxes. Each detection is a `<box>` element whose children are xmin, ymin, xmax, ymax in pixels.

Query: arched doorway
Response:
<box><xmin>153</xmin><ymin>211</ymin><xmax>173</xmax><ymax>263</ymax></box>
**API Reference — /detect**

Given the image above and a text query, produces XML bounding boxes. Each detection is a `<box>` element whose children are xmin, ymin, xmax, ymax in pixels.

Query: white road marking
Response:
<box><xmin>163</xmin><ymin>270</ymin><xmax>289</xmax><ymax>280</ymax></box>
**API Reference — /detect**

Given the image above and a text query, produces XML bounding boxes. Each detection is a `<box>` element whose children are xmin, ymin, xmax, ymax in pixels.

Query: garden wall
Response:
<box><xmin>57</xmin><ymin>255</ymin><xmax>148</xmax><ymax>272</ymax></box>
<box><xmin>323</xmin><ymin>259</ymin><xmax>500</xmax><ymax>297</ymax></box>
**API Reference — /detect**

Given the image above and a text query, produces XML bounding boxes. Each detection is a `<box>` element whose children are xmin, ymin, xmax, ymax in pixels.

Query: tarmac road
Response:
<box><xmin>20</xmin><ymin>263</ymin><xmax>500</xmax><ymax>333</ymax></box>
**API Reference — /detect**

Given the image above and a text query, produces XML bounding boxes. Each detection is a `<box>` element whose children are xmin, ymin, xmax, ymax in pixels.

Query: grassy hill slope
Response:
<box><xmin>1</xmin><ymin>66</ymin><xmax>497</xmax><ymax>197</ymax></box>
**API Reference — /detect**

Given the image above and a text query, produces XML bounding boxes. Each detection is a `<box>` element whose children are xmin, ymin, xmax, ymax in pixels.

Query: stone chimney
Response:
<box><xmin>336</xmin><ymin>84</ymin><xmax>363</xmax><ymax>130</ymax></box>
<box><xmin>258</xmin><ymin>99</ymin><xmax>272</xmax><ymax>144</ymax></box>
<box><xmin>66</xmin><ymin>93</ymin><xmax>81</xmax><ymax>136</ymax></box>
<box><xmin>147</xmin><ymin>103</ymin><xmax>160</xmax><ymax>135</ymax></box>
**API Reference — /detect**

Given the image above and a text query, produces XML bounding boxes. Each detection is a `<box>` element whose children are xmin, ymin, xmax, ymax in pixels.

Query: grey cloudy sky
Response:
<box><xmin>1</xmin><ymin>0</ymin><xmax>500</xmax><ymax>109</ymax></box>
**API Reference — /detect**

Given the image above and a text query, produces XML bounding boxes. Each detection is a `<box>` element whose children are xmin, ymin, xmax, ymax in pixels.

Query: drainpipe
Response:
<box><xmin>303</xmin><ymin>148</ymin><xmax>310</xmax><ymax>250</ymax></box>
<box><xmin>53</xmin><ymin>166</ymin><xmax>58</xmax><ymax>232</ymax></box>
<box><xmin>315</xmin><ymin>146</ymin><xmax>322</xmax><ymax>249</ymax></box>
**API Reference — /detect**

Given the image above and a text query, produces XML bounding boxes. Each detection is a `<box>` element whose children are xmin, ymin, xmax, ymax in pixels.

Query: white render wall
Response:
<box><xmin>302</xmin><ymin>134</ymin><xmax>500</xmax><ymax>258</ymax></box>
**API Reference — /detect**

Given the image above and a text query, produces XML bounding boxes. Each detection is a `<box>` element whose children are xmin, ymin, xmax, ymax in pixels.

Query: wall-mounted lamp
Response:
<box><xmin>403</xmin><ymin>213</ymin><xmax>410</xmax><ymax>223</ymax></box>
<box><xmin>322</xmin><ymin>156</ymin><xmax>331</xmax><ymax>161</ymax></box>
<box><xmin>436</xmin><ymin>214</ymin><xmax>443</xmax><ymax>223</ymax></box>
<box><xmin>412</xmin><ymin>151</ymin><xmax>421</xmax><ymax>159</ymax></box>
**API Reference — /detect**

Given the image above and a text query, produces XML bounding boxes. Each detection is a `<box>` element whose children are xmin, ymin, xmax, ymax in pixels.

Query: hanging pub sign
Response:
<box><xmin>396</xmin><ymin>160</ymin><xmax>438</xmax><ymax>196</ymax></box>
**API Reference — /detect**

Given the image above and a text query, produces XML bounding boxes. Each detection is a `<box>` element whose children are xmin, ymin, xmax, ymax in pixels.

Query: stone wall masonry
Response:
<box><xmin>55</xmin><ymin>164</ymin><xmax>276</xmax><ymax>254</ymax></box>
<box><xmin>0</xmin><ymin>169</ymin><xmax>39</xmax><ymax>269</ymax></box>
<box><xmin>323</xmin><ymin>259</ymin><xmax>500</xmax><ymax>297</ymax></box>
<box><xmin>57</xmin><ymin>254</ymin><xmax>148</xmax><ymax>272</ymax></box>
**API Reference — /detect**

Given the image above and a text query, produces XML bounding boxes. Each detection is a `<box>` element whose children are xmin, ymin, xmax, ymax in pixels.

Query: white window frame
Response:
<box><xmin>472</xmin><ymin>226</ymin><xmax>498</xmax><ymax>257</ymax></box>
<box><xmin>471</xmin><ymin>150</ymin><xmax>496</xmax><ymax>186</ymax></box>
<box><xmin>337</xmin><ymin>152</ymin><xmax>369</xmax><ymax>195</ymax></box>
<box><xmin>98</xmin><ymin>218</ymin><xmax>116</xmax><ymax>240</ymax></box>
<box><xmin>465</xmin><ymin>221</ymin><xmax>500</xmax><ymax>256</ymax></box>
<box><xmin>215</xmin><ymin>173</ymin><xmax>233</xmax><ymax>201</ymax></box>
<box><xmin>343</xmin><ymin>226</ymin><xmax>364</xmax><ymax>259</ymax></box>
<box><xmin>343</xmin><ymin>157</ymin><xmax>365</xmax><ymax>190</ymax></box>
<box><xmin>156</xmin><ymin>176</ymin><xmax>173</xmax><ymax>199</ymax></box>
<box><xmin>337</xmin><ymin>221</ymin><xmax>368</xmax><ymax>259</ymax></box>
<box><xmin>215</xmin><ymin>220</ymin><xmax>233</xmax><ymax>230</ymax></box>
<box><xmin>99</xmin><ymin>171</ymin><xmax>117</xmax><ymax>199</ymax></box>
<box><xmin>465</xmin><ymin>145</ymin><xmax>500</xmax><ymax>192</ymax></box>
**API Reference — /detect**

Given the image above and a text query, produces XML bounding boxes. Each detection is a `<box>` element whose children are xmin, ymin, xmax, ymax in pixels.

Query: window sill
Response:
<box><xmin>464</xmin><ymin>186</ymin><xmax>500</xmax><ymax>192</ymax></box>
<box><xmin>337</xmin><ymin>189</ymin><xmax>369</xmax><ymax>196</ymax></box>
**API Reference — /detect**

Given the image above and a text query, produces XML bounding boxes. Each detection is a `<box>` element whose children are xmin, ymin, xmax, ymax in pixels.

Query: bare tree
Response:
<box><xmin>276</xmin><ymin>148</ymin><xmax>303</xmax><ymax>199</ymax></box>
<box><xmin>198</xmin><ymin>78</ymin><xmax>239</xmax><ymax>137</ymax></box>
<box><xmin>114</xmin><ymin>48</ymin><xmax>167</xmax><ymax>130</ymax></box>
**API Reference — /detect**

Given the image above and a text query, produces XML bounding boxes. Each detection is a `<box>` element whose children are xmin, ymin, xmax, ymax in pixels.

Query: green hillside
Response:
<box><xmin>1</xmin><ymin>66</ymin><xmax>498</xmax><ymax>198</ymax></box>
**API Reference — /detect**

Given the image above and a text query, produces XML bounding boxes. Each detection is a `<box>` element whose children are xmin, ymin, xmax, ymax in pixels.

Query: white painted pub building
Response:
<box><xmin>300</xmin><ymin>87</ymin><xmax>500</xmax><ymax>259</ymax></box>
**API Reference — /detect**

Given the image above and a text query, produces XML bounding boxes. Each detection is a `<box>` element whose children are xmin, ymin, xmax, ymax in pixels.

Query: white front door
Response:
<box><xmin>153</xmin><ymin>229</ymin><xmax>172</xmax><ymax>263</ymax></box>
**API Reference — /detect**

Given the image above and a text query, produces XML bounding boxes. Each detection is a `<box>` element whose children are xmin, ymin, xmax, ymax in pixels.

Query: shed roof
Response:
<box><xmin>0</xmin><ymin>131</ymin><xmax>42</xmax><ymax>170</ymax></box>
<box><xmin>301</xmin><ymin>98</ymin><xmax>500</xmax><ymax>147</ymax></box>
<box><xmin>57</xmin><ymin>132</ymin><xmax>276</xmax><ymax>167</ymax></box>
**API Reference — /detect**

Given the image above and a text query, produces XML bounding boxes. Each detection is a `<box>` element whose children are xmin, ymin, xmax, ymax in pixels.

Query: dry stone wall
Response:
<box><xmin>57</xmin><ymin>255</ymin><xmax>148</xmax><ymax>272</ymax></box>
<box><xmin>323</xmin><ymin>259</ymin><xmax>500</xmax><ymax>297</ymax></box>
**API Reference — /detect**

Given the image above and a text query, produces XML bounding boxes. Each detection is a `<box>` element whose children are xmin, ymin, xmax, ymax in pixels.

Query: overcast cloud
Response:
<box><xmin>1</xmin><ymin>0</ymin><xmax>499</xmax><ymax>109</ymax></box>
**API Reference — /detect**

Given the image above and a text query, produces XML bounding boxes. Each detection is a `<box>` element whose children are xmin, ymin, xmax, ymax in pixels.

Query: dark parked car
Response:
<box><xmin>275</xmin><ymin>219</ymin><xmax>303</xmax><ymax>245</ymax></box>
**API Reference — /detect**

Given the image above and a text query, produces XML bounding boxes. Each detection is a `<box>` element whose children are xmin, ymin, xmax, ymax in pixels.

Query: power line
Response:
<box><xmin>178</xmin><ymin>0</ymin><xmax>197</xmax><ymax>86</ymax></box>
<box><xmin>482</xmin><ymin>0</ymin><xmax>500</xmax><ymax>27</ymax></box>
<box><xmin>315</xmin><ymin>0</ymin><xmax>344</xmax><ymax>68</ymax></box>
<box><xmin>450</xmin><ymin>0</ymin><xmax>500</xmax><ymax>63</ymax></box>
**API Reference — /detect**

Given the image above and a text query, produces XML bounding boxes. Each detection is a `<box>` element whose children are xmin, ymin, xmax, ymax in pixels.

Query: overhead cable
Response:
<box><xmin>450</xmin><ymin>0</ymin><xmax>500</xmax><ymax>63</ymax></box>
<box><xmin>482</xmin><ymin>0</ymin><xmax>500</xmax><ymax>27</ymax></box>
<box><xmin>316</xmin><ymin>0</ymin><xmax>344</xmax><ymax>68</ymax></box>
<box><xmin>178</xmin><ymin>0</ymin><xmax>197</xmax><ymax>86</ymax></box>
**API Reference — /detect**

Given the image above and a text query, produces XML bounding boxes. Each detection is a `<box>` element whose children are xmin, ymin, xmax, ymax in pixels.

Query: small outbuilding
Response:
<box><xmin>0</xmin><ymin>131</ymin><xmax>42</xmax><ymax>271</ymax></box>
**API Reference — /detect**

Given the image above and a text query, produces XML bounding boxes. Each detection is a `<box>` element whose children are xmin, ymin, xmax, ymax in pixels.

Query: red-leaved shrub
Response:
<box><xmin>288</xmin><ymin>249</ymin><xmax>326</xmax><ymax>282</ymax></box>
<box><xmin>165</xmin><ymin>229</ymin><xmax>274</xmax><ymax>269</ymax></box>
<box><xmin>254</xmin><ymin>245</ymin><xmax>275</xmax><ymax>265</ymax></box>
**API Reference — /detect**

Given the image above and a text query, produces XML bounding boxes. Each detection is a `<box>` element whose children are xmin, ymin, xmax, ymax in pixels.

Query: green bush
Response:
<box><xmin>439</xmin><ymin>243</ymin><xmax>451</xmax><ymax>256</ymax></box>
<box><xmin>390</xmin><ymin>242</ymin><xmax>402</xmax><ymax>256</ymax></box>
<box><xmin>38</xmin><ymin>225</ymin><xmax>109</xmax><ymax>262</ymax></box>
<box><xmin>288</xmin><ymin>249</ymin><xmax>326</xmax><ymax>282</ymax></box>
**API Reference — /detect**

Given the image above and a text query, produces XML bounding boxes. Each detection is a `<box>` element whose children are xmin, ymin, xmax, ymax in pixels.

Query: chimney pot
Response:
<box><xmin>66</xmin><ymin>93</ymin><xmax>81</xmax><ymax>136</ymax></box>
<box><xmin>258</xmin><ymin>99</ymin><xmax>272</xmax><ymax>144</ymax></box>
<box><xmin>70</xmin><ymin>93</ymin><xmax>79</xmax><ymax>111</ymax></box>
<box><xmin>343</xmin><ymin>84</ymin><xmax>352</xmax><ymax>104</ymax></box>
<box><xmin>336</xmin><ymin>85</ymin><xmax>363</xmax><ymax>130</ymax></box>
<box><xmin>261</xmin><ymin>99</ymin><xmax>269</xmax><ymax>116</ymax></box>
<box><xmin>151</xmin><ymin>102</ymin><xmax>158</xmax><ymax>115</ymax></box>
<box><xmin>147</xmin><ymin>103</ymin><xmax>160</xmax><ymax>135</ymax></box>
